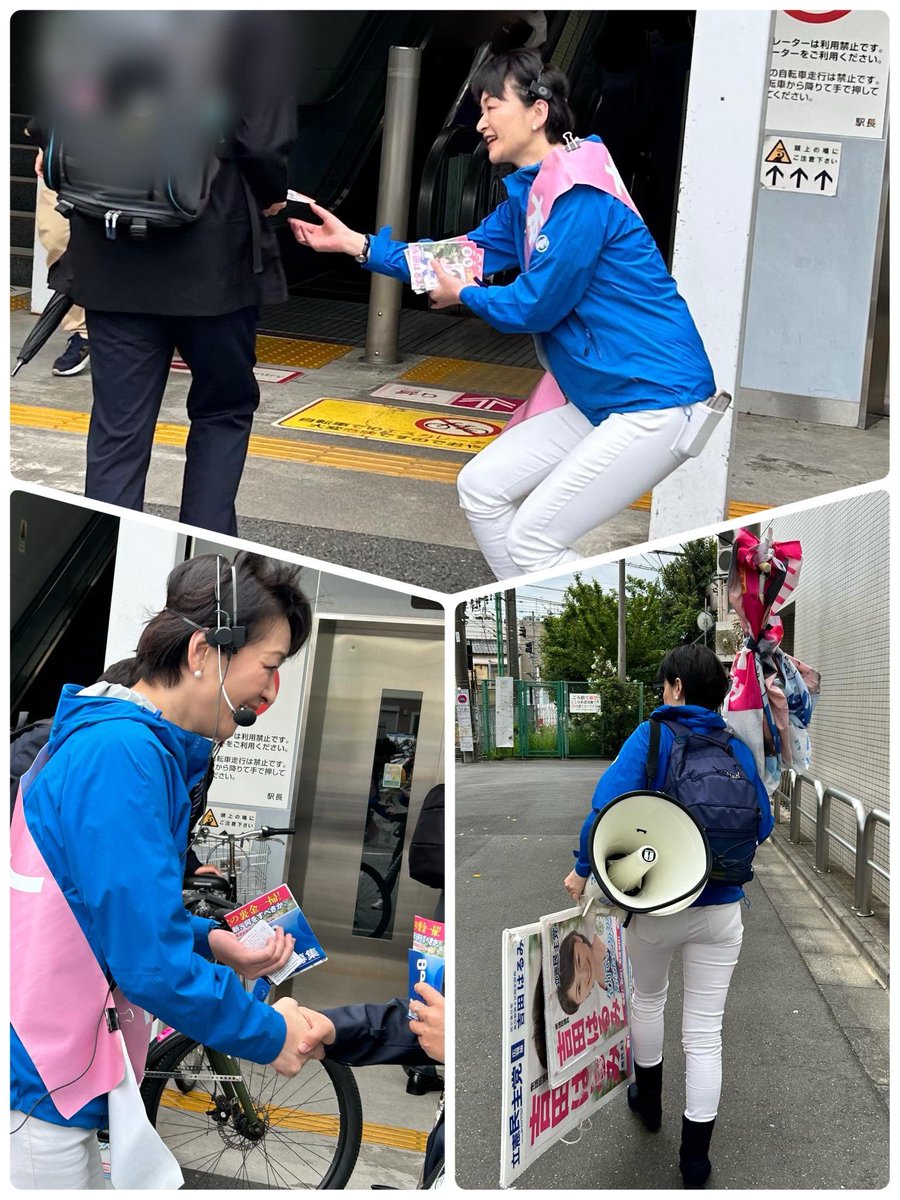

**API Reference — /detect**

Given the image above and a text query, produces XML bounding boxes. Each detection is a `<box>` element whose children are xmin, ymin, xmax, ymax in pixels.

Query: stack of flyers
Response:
<box><xmin>408</xmin><ymin>915</ymin><xmax>445</xmax><ymax>1017</ymax></box>
<box><xmin>404</xmin><ymin>238</ymin><xmax>484</xmax><ymax>294</ymax></box>
<box><xmin>224</xmin><ymin>884</ymin><xmax>327</xmax><ymax>987</ymax></box>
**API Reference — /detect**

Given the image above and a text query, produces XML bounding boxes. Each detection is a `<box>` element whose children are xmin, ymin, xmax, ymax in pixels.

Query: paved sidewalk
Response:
<box><xmin>10</xmin><ymin>306</ymin><xmax>890</xmax><ymax>592</ymax></box>
<box><xmin>455</xmin><ymin>760</ymin><xmax>889</xmax><ymax>1190</ymax></box>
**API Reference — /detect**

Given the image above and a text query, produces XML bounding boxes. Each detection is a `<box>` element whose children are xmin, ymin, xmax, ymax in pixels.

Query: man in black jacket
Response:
<box><xmin>42</xmin><ymin>12</ymin><xmax>297</xmax><ymax>536</ymax></box>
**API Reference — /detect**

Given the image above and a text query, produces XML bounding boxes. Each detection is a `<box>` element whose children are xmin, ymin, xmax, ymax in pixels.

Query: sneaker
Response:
<box><xmin>52</xmin><ymin>333</ymin><xmax>90</xmax><ymax>377</ymax></box>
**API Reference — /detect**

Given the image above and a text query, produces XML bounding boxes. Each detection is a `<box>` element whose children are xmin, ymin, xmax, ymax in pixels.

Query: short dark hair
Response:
<box><xmin>658</xmin><ymin>644</ymin><xmax>729</xmax><ymax>712</ymax></box>
<box><xmin>470</xmin><ymin>48</ymin><xmax>575</xmax><ymax>144</ymax></box>
<box><xmin>134</xmin><ymin>551</ymin><xmax>311</xmax><ymax>688</ymax></box>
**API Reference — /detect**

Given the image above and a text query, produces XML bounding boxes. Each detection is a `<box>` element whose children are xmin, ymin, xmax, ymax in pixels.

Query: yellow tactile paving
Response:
<box><xmin>400</xmin><ymin>356</ymin><xmax>542</xmax><ymax>399</ymax></box>
<box><xmin>10</xmin><ymin>291</ymin><xmax>32</xmax><ymax>311</ymax></box>
<box><xmin>255</xmin><ymin>334</ymin><xmax>352</xmax><ymax>370</ymax></box>
<box><xmin>158</xmin><ymin>1087</ymin><xmax>429</xmax><ymax>1151</ymax></box>
<box><xmin>10</xmin><ymin>403</ymin><xmax>767</xmax><ymax>517</ymax></box>
<box><xmin>10</xmin><ymin>404</ymin><xmax>462</xmax><ymax>485</ymax></box>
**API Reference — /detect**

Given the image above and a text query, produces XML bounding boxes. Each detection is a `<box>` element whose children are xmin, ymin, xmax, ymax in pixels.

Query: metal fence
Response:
<box><xmin>476</xmin><ymin>679</ymin><xmax>662</xmax><ymax>760</ymax></box>
<box><xmin>774</xmin><ymin>767</ymin><xmax>890</xmax><ymax>916</ymax></box>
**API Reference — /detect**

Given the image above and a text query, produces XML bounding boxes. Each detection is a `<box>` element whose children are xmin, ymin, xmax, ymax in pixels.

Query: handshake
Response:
<box><xmin>269</xmin><ymin>982</ymin><xmax>445</xmax><ymax>1076</ymax></box>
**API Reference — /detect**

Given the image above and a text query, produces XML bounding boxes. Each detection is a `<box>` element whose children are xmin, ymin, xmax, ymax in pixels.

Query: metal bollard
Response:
<box><xmin>365</xmin><ymin>46</ymin><xmax>422</xmax><ymax>366</ymax></box>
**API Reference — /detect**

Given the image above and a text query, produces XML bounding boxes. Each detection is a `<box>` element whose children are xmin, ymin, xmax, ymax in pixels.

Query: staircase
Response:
<box><xmin>11</xmin><ymin>113</ymin><xmax>36</xmax><ymax>288</ymax></box>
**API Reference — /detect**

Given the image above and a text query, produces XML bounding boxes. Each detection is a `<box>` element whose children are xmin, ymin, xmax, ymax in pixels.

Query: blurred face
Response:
<box><xmin>203</xmin><ymin>615</ymin><xmax>291</xmax><ymax>740</ymax></box>
<box><xmin>564</xmin><ymin>937</ymin><xmax>595</xmax><ymax>1008</ymax></box>
<box><xmin>476</xmin><ymin>81</ymin><xmax>545</xmax><ymax>167</ymax></box>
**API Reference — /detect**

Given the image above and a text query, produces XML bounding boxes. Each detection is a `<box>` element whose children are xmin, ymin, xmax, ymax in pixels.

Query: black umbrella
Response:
<box><xmin>11</xmin><ymin>291</ymin><xmax>75</xmax><ymax>377</ymax></box>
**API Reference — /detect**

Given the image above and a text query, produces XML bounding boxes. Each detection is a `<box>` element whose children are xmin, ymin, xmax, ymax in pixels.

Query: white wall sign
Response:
<box><xmin>569</xmin><ymin>693</ymin><xmax>602</xmax><ymax>715</ymax></box>
<box><xmin>760</xmin><ymin>134</ymin><xmax>841</xmax><ymax>195</ymax></box>
<box><xmin>456</xmin><ymin>689</ymin><xmax>474</xmax><ymax>753</ymax></box>
<box><xmin>495</xmin><ymin>676</ymin><xmax>515</xmax><ymax>749</ymax></box>
<box><xmin>766</xmin><ymin>10</ymin><xmax>889</xmax><ymax>139</ymax></box>
<box><xmin>208</xmin><ymin>646</ymin><xmax>308</xmax><ymax>812</ymax></box>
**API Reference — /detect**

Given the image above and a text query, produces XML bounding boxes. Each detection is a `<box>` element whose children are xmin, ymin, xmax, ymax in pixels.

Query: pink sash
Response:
<box><xmin>11</xmin><ymin>747</ymin><xmax>151</xmax><ymax>1119</ymax></box>
<box><xmin>506</xmin><ymin>140</ymin><xmax>640</xmax><ymax>431</ymax></box>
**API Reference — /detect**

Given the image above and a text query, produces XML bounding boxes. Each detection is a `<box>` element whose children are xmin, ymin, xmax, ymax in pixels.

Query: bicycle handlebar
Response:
<box><xmin>259</xmin><ymin>826</ymin><xmax>294</xmax><ymax>837</ymax></box>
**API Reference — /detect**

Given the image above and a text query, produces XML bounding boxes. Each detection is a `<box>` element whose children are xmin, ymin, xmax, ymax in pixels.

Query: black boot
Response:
<box><xmin>626</xmin><ymin>1059</ymin><xmax>663</xmax><ymax>1132</ymax></box>
<box><xmin>679</xmin><ymin>1114</ymin><xmax>716</xmax><ymax>1188</ymax></box>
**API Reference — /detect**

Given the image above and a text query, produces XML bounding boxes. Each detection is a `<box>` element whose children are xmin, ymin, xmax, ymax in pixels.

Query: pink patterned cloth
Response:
<box><xmin>10</xmin><ymin>748</ymin><xmax>151</xmax><ymax>1119</ymax></box>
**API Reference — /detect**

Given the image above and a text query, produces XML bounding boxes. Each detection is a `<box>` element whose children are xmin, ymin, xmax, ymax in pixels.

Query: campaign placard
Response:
<box><xmin>500</xmin><ymin>914</ymin><xmax>632</xmax><ymax>1187</ymax></box>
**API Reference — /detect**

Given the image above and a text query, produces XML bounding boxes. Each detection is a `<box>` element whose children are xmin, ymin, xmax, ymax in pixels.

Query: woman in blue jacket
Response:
<box><xmin>564</xmin><ymin>645</ymin><xmax>773</xmax><ymax>1189</ymax></box>
<box><xmin>290</xmin><ymin>49</ymin><xmax>714</xmax><ymax>580</ymax></box>
<box><xmin>10</xmin><ymin>552</ymin><xmax>315</xmax><ymax>1188</ymax></box>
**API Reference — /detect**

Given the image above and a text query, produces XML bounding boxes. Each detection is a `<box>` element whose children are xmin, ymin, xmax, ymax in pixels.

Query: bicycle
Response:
<box><xmin>140</xmin><ymin>825</ymin><xmax>364</xmax><ymax>1189</ymax></box>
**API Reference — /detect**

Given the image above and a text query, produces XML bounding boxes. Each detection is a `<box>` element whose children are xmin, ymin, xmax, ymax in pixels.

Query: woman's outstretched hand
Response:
<box><xmin>289</xmin><ymin>203</ymin><xmax>366</xmax><ymax>258</ymax></box>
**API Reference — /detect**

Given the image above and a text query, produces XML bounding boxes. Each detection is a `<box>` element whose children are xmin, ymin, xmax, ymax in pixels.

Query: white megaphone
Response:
<box><xmin>588</xmin><ymin>790</ymin><xmax>711</xmax><ymax>916</ymax></box>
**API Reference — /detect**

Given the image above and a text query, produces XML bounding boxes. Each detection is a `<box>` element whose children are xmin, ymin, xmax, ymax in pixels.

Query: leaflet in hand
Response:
<box><xmin>224</xmin><ymin>884</ymin><xmax>326</xmax><ymax>986</ymax></box>
<box><xmin>404</xmin><ymin>239</ymin><xmax>484</xmax><ymax>294</ymax></box>
<box><xmin>408</xmin><ymin>915</ymin><xmax>445</xmax><ymax>1017</ymax></box>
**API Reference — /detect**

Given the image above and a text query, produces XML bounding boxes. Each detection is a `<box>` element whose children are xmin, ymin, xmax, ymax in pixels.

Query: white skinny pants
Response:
<box><xmin>624</xmin><ymin>902</ymin><xmax>744</xmax><ymax>1122</ymax></box>
<box><xmin>10</xmin><ymin>1111</ymin><xmax>106</xmax><ymax>1188</ymax></box>
<box><xmin>456</xmin><ymin>400</ymin><xmax>692</xmax><ymax>580</ymax></box>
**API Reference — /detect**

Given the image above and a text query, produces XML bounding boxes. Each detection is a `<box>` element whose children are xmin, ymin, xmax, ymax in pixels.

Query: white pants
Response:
<box><xmin>456</xmin><ymin>401</ymin><xmax>691</xmax><ymax>580</ymax></box>
<box><xmin>10</xmin><ymin>1111</ymin><xmax>106</xmax><ymax>1189</ymax></box>
<box><xmin>624</xmin><ymin>902</ymin><xmax>744</xmax><ymax>1122</ymax></box>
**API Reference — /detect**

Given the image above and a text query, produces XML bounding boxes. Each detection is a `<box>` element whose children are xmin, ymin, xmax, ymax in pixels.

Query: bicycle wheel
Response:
<box><xmin>353</xmin><ymin>862</ymin><xmax>391</xmax><ymax>939</ymax></box>
<box><xmin>141</xmin><ymin>1034</ymin><xmax>363</xmax><ymax>1189</ymax></box>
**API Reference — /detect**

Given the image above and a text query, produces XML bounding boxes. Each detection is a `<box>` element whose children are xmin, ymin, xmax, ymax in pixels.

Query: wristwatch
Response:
<box><xmin>354</xmin><ymin>234</ymin><xmax>371</xmax><ymax>264</ymax></box>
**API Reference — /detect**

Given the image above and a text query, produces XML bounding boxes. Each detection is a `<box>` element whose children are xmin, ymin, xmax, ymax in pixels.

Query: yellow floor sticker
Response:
<box><xmin>400</xmin><ymin>356</ymin><xmax>542</xmax><ymax>398</ymax></box>
<box><xmin>255</xmin><ymin>335</ymin><xmax>352</xmax><ymax>370</ymax></box>
<box><xmin>277</xmin><ymin>397</ymin><xmax>505</xmax><ymax>454</ymax></box>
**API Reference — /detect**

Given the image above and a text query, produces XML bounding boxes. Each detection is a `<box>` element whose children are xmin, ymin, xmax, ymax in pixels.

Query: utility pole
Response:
<box><xmin>494</xmin><ymin>592</ymin><xmax>506</xmax><ymax>676</ymax></box>
<box><xmin>617</xmin><ymin>559</ymin><xmax>627</xmax><ymax>680</ymax></box>
<box><xmin>504</xmin><ymin>590</ymin><xmax>520</xmax><ymax>680</ymax></box>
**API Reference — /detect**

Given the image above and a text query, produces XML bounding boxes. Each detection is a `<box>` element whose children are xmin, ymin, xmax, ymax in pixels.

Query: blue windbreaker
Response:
<box><xmin>573</xmin><ymin>704</ymin><xmax>774</xmax><ymax>905</ymax></box>
<box><xmin>365</xmin><ymin>136</ymin><xmax>715</xmax><ymax>426</ymax></box>
<box><xmin>10</xmin><ymin>684</ymin><xmax>286</xmax><ymax>1129</ymax></box>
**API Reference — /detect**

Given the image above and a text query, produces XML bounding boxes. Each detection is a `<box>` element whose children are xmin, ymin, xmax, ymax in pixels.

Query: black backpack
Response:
<box><xmin>647</xmin><ymin>715</ymin><xmax>762</xmax><ymax>885</ymax></box>
<box><xmin>408</xmin><ymin>784</ymin><xmax>445</xmax><ymax>890</ymax></box>
<box><xmin>10</xmin><ymin>716</ymin><xmax>53</xmax><ymax>817</ymax></box>
<box><xmin>42</xmin><ymin>12</ymin><xmax>227</xmax><ymax>240</ymax></box>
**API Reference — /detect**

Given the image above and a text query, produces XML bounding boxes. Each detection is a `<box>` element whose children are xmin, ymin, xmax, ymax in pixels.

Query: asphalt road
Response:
<box><xmin>455</xmin><ymin>760</ymin><xmax>889</xmax><ymax>1190</ymax></box>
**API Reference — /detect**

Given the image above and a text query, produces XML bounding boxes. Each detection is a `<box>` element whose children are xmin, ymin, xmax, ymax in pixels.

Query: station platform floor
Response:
<box><xmin>9</xmin><ymin>293</ymin><xmax>889</xmax><ymax>593</ymax></box>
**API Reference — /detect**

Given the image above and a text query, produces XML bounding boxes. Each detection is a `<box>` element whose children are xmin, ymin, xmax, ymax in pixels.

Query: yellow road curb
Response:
<box><xmin>10</xmin><ymin>403</ymin><xmax>768</xmax><ymax>519</ymax></box>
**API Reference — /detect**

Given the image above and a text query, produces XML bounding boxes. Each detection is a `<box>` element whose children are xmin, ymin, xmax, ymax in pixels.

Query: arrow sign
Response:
<box><xmin>815</xmin><ymin>170</ymin><xmax>833</xmax><ymax>191</ymax></box>
<box><xmin>790</xmin><ymin>167</ymin><xmax>808</xmax><ymax>188</ymax></box>
<box><xmin>766</xmin><ymin>164</ymin><xmax>784</xmax><ymax>185</ymax></box>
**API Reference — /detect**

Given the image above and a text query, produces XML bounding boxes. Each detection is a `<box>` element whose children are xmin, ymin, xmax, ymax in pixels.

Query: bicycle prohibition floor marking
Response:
<box><xmin>275</xmin><ymin>397</ymin><xmax>506</xmax><ymax>453</ymax></box>
<box><xmin>158</xmin><ymin>1088</ymin><xmax>429</xmax><ymax>1152</ymax></box>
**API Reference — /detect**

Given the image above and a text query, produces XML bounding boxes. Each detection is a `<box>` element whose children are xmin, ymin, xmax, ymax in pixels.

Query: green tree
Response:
<box><xmin>538</xmin><ymin>538</ymin><xmax>717</xmax><ymax>684</ymax></box>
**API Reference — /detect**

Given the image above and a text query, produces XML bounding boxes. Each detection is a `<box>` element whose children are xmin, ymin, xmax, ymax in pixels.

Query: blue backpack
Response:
<box><xmin>646</xmin><ymin>714</ymin><xmax>762</xmax><ymax>885</ymax></box>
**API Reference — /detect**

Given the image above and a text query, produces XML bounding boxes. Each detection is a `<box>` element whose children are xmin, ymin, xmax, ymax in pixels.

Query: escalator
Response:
<box><xmin>265</xmin><ymin>10</ymin><xmax>697</xmax><ymax>362</ymax></box>
<box><xmin>11</xmin><ymin>492</ymin><xmax>119</xmax><ymax>721</ymax></box>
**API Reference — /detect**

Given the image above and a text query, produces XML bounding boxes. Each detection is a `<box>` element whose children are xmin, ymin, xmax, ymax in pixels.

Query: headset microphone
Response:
<box><xmin>221</xmin><ymin>686</ymin><xmax>257</xmax><ymax>728</ymax></box>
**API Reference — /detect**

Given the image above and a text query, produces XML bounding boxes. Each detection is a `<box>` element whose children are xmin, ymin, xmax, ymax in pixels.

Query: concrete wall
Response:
<box><xmin>771</xmin><ymin>490</ymin><xmax>889</xmax><ymax>901</ymax></box>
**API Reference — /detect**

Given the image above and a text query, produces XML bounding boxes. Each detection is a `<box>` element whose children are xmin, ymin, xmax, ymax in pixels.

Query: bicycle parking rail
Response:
<box><xmin>776</xmin><ymin>768</ymin><xmax>890</xmax><ymax>918</ymax></box>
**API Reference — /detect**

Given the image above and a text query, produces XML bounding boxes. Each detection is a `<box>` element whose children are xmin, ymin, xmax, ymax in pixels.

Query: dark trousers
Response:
<box><xmin>84</xmin><ymin>307</ymin><xmax>260</xmax><ymax>536</ymax></box>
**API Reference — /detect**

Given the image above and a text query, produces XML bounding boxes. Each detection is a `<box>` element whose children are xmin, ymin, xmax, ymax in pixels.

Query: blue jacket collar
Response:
<box><xmin>652</xmin><ymin>703</ymin><xmax>727</xmax><ymax>733</ymax></box>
